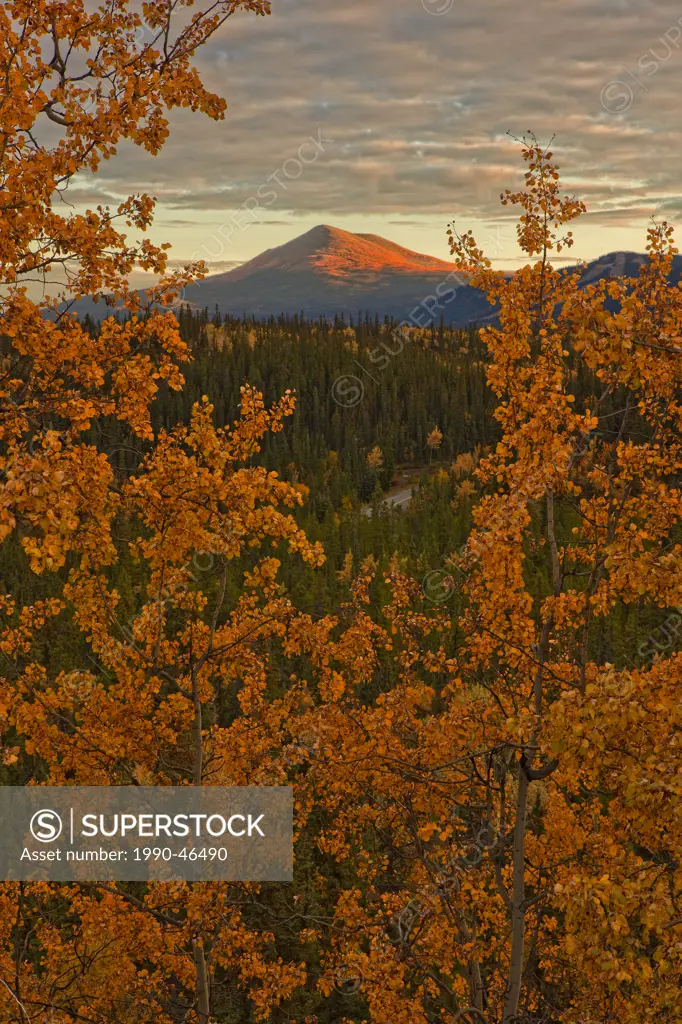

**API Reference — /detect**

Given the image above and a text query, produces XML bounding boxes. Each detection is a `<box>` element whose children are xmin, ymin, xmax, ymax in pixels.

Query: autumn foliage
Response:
<box><xmin>1</xmin><ymin>4</ymin><xmax>682</xmax><ymax>1022</ymax></box>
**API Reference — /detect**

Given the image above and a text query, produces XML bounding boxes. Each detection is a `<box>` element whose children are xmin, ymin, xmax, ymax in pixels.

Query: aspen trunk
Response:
<box><xmin>191</xmin><ymin>672</ymin><xmax>210</xmax><ymax>1022</ymax></box>
<box><xmin>192</xmin><ymin>940</ymin><xmax>211</xmax><ymax>1024</ymax></box>
<box><xmin>502</xmin><ymin>756</ymin><xmax>529</xmax><ymax>1024</ymax></box>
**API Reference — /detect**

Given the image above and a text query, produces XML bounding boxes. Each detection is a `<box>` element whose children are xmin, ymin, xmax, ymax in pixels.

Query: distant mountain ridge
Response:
<box><xmin>63</xmin><ymin>225</ymin><xmax>682</xmax><ymax>327</ymax></box>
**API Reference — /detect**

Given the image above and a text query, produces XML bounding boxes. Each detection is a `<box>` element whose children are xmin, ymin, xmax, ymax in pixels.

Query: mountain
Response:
<box><xmin>174</xmin><ymin>223</ymin><xmax>499</xmax><ymax>323</ymax></box>
<box><xmin>64</xmin><ymin>224</ymin><xmax>499</xmax><ymax>326</ymax></box>
<box><xmin>59</xmin><ymin>226</ymin><xmax>682</xmax><ymax>327</ymax></box>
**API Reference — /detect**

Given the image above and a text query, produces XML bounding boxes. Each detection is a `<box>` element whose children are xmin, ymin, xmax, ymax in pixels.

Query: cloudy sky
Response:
<box><xmin>71</xmin><ymin>0</ymin><xmax>682</xmax><ymax>273</ymax></box>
